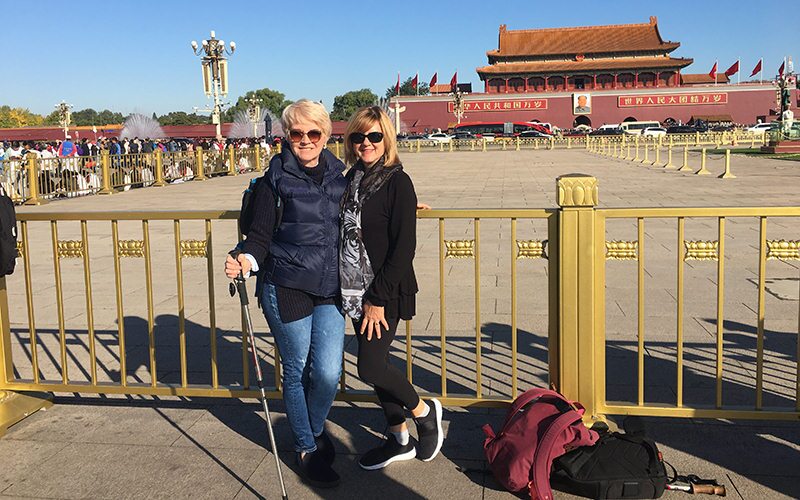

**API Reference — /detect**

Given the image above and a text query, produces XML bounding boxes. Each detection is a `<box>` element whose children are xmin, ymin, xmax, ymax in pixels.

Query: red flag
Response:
<box><xmin>429</xmin><ymin>72</ymin><xmax>437</xmax><ymax>88</ymax></box>
<box><xmin>708</xmin><ymin>62</ymin><xmax>718</xmax><ymax>79</ymax></box>
<box><xmin>750</xmin><ymin>59</ymin><xmax>762</xmax><ymax>77</ymax></box>
<box><xmin>395</xmin><ymin>73</ymin><xmax>400</xmax><ymax>95</ymax></box>
<box><xmin>724</xmin><ymin>60</ymin><xmax>739</xmax><ymax>77</ymax></box>
<box><xmin>778</xmin><ymin>61</ymin><xmax>785</xmax><ymax>76</ymax></box>
<box><xmin>450</xmin><ymin>71</ymin><xmax>458</xmax><ymax>91</ymax></box>
<box><xmin>411</xmin><ymin>73</ymin><xmax>418</xmax><ymax>90</ymax></box>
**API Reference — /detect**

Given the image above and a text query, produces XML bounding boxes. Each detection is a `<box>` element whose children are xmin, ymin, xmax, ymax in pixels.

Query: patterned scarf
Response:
<box><xmin>340</xmin><ymin>159</ymin><xmax>403</xmax><ymax>319</ymax></box>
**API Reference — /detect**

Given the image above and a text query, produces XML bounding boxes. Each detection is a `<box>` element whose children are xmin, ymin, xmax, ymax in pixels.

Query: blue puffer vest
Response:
<box><xmin>265</xmin><ymin>147</ymin><xmax>347</xmax><ymax>297</ymax></box>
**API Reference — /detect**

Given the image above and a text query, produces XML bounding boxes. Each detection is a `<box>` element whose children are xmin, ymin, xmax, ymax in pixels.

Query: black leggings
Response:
<box><xmin>354</xmin><ymin>317</ymin><xmax>421</xmax><ymax>426</ymax></box>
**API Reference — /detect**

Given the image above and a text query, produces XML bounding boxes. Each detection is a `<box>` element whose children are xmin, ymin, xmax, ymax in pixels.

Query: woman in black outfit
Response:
<box><xmin>340</xmin><ymin>106</ymin><xmax>444</xmax><ymax>470</ymax></box>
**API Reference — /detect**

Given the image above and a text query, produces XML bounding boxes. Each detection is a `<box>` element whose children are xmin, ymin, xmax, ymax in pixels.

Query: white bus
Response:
<box><xmin>620</xmin><ymin>121</ymin><xmax>661</xmax><ymax>135</ymax></box>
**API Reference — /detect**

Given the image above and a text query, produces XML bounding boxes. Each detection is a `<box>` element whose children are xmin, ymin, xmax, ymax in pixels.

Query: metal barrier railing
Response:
<box><xmin>596</xmin><ymin>206</ymin><xmax>800</xmax><ymax>420</ymax></box>
<box><xmin>1</xmin><ymin>176</ymin><xmax>798</xmax><ymax>429</ymax></box>
<box><xmin>3</xmin><ymin>146</ymin><xmax>280</xmax><ymax>206</ymax></box>
<box><xmin>0</xmin><ymin>209</ymin><xmax>555</xmax><ymax>410</ymax></box>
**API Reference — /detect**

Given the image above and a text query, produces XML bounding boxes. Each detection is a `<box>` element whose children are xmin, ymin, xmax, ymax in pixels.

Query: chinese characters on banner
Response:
<box><xmin>447</xmin><ymin>99</ymin><xmax>548</xmax><ymax>113</ymax></box>
<box><xmin>618</xmin><ymin>93</ymin><xmax>728</xmax><ymax>107</ymax></box>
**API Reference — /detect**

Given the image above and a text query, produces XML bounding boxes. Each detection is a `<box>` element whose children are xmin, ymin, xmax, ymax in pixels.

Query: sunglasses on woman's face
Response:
<box><xmin>349</xmin><ymin>132</ymin><xmax>384</xmax><ymax>144</ymax></box>
<box><xmin>288</xmin><ymin>129</ymin><xmax>322</xmax><ymax>143</ymax></box>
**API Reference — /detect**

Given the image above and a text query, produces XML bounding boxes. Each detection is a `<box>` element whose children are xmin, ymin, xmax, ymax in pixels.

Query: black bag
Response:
<box><xmin>550</xmin><ymin>421</ymin><xmax>667</xmax><ymax>499</ymax></box>
<box><xmin>0</xmin><ymin>188</ymin><xmax>18</xmax><ymax>277</ymax></box>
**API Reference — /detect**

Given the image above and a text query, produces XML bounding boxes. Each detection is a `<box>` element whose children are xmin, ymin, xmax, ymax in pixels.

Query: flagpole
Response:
<box><xmin>715</xmin><ymin>60</ymin><xmax>718</xmax><ymax>86</ymax></box>
<box><xmin>737</xmin><ymin>58</ymin><xmax>740</xmax><ymax>85</ymax></box>
<box><xmin>760</xmin><ymin>58</ymin><xmax>763</xmax><ymax>84</ymax></box>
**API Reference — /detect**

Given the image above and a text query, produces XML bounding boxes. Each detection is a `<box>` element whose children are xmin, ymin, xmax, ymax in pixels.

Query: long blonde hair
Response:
<box><xmin>343</xmin><ymin>106</ymin><xmax>400</xmax><ymax>166</ymax></box>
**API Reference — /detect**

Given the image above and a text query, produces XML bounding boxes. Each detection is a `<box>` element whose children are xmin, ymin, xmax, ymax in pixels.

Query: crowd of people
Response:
<box><xmin>0</xmin><ymin>136</ymin><xmax>275</xmax><ymax>199</ymax></box>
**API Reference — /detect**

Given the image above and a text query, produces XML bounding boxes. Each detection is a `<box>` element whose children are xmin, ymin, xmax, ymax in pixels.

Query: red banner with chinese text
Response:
<box><xmin>447</xmin><ymin>99</ymin><xmax>548</xmax><ymax>112</ymax></box>
<box><xmin>618</xmin><ymin>93</ymin><xmax>728</xmax><ymax>107</ymax></box>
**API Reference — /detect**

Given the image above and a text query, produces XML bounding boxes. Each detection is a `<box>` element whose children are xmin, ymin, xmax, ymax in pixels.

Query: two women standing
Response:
<box><xmin>225</xmin><ymin>101</ymin><xmax>443</xmax><ymax>488</ymax></box>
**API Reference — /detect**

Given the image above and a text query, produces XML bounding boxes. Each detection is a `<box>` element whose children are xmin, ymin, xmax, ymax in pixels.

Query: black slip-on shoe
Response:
<box><xmin>296</xmin><ymin>449</ymin><xmax>340</xmax><ymax>488</ymax></box>
<box><xmin>414</xmin><ymin>398</ymin><xmax>444</xmax><ymax>461</ymax></box>
<box><xmin>358</xmin><ymin>433</ymin><xmax>417</xmax><ymax>471</ymax></box>
<box><xmin>315</xmin><ymin>430</ymin><xmax>335</xmax><ymax>465</ymax></box>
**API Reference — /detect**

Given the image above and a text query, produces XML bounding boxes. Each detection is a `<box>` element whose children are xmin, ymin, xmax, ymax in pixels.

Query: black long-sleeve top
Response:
<box><xmin>353</xmin><ymin>167</ymin><xmax>419</xmax><ymax>320</ymax></box>
<box><xmin>241</xmin><ymin>159</ymin><xmax>336</xmax><ymax>322</ymax></box>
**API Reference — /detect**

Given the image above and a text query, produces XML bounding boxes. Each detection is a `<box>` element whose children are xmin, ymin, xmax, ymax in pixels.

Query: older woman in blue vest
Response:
<box><xmin>225</xmin><ymin>99</ymin><xmax>347</xmax><ymax>489</ymax></box>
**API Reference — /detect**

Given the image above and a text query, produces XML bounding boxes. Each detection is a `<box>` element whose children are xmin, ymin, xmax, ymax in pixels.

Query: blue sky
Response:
<box><xmin>1</xmin><ymin>0</ymin><xmax>791</xmax><ymax>117</ymax></box>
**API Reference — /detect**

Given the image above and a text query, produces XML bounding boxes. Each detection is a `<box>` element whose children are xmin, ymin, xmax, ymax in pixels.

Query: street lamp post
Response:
<box><xmin>190</xmin><ymin>30</ymin><xmax>236</xmax><ymax>140</ymax></box>
<box><xmin>246</xmin><ymin>96</ymin><xmax>262</xmax><ymax>139</ymax></box>
<box><xmin>55</xmin><ymin>101</ymin><xmax>73</xmax><ymax>139</ymax></box>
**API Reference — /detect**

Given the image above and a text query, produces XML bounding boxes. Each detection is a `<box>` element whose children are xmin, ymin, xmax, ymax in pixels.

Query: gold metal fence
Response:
<box><xmin>1</xmin><ymin>176</ymin><xmax>798</xmax><ymax>434</ymax></box>
<box><xmin>596</xmin><ymin>206</ymin><xmax>800</xmax><ymax>420</ymax></box>
<box><xmin>0</xmin><ymin>209</ymin><xmax>555</xmax><ymax>412</ymax></box>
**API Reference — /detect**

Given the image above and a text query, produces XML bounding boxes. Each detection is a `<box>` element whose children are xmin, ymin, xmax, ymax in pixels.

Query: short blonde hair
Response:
<box><xmin>344</xmin><ymin>106</ymin><xmax>400</xmax><ymax>166</ymax></box>
<box><xmin>281</xmin><ymin>99</ymin><xmax>332</xmax><ymax>137</ymax></box>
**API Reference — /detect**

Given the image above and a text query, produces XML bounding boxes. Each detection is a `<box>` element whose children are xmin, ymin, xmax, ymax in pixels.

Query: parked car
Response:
<box><xmin>642</xmin><ymin>127</ymin><xmax>667</xmax><ymax>137</ymax></box>
<box><xmin>666</xmin><ymin>125</ymin><xmax>700</xmax><ymax>134</ymax></box>
<box><xmin>710</xmin><ymin>124</ymin><xmax>734</xmax><ymax>132</ymax></box>
<box><xmin>519</xmin><ymin>130</ymin><xmax>548</xmax><ymax>138</ymax></box>
<box><xmin>589</xmin><ymin>128</ymin><xmax>622</xmax><ymax>136</ymax></box>
<box><xmin>428</xmin><ymin>133</ymin><xmax>452</xmax><ymax>143</ymax></box>
<box><xmin>479</xmin><ymin>133</ymin><xmax>496</xmax><ymax>142</ymax></box>
<box><xmin>746</xmin><ymin>123</ymin><xmax>774</xmax><ymax>134</ymax></box>
<box><xmin>453</xmin><ymin>131</ymin><xmax>476</xmax><ymax>140</ymax></box>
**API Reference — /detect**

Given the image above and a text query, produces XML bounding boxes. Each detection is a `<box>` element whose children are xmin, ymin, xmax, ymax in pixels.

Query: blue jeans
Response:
<box><xmin>262</xmin><ymin>283</ymin><xmax>345</xmax><ymax>453</ymax></box>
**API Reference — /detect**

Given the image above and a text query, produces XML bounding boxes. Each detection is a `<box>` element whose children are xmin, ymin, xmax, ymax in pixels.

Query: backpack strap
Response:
<box><xmin>530</xmin><ymin>405</ymin><xmax>591</xmax><ymax>500</ymax></box>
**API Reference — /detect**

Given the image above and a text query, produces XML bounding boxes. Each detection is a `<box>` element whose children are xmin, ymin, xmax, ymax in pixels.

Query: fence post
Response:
<box><xmin>195</xmin><ymin>146</ymin><xmax>206</xmax><ymax>181</ymax></box>
<box><xmin>22</xmin><ymin>153</ymin><xmax>44</xmax><ymax>205</ymax></box>
<box><xmin>228</xmin><ymin>147</ymin><xmax>236</xmax><ymax>176</ymax></box>
<box><xmin>664</xmin><ymin>144</ymin><xmax>676</xmax><ymax>169</ymax></box>
<box><xmin>695</xmin><ymin>148</ymin><xmax>710</xmax><ymax>175</ymax></box>
<box><xmin>153</xmin><ymin>150</ymin><xmax>166</xmax><ymax>187</ymax></box>
<box><xmin>482</xmin><ymin>139</ymin><xmax>487</xmax><ymax>152</ymax></box>
<box><xmin>0</xmin><ymin>277</ymin><xmax>54</xmax><ymax>437</ymax></box>
<box><xmin>633</xmin><ymin>137</ymin><xmax>640</xmax><ymax>161</ymax></box>
<box><xmin>416</xmin><ymin>139</ymin><xmax>421</xmax><ymax>153</ymax></box>
<box><xmin>678</xmin><ymin>145</ymin><xmax>692</xmax><ymax>172</ymax></box>
<box><xmin>695</xmin><ymin>131</ymin><xmax>701</xmax><ymax>146</ymax></box>
<box><xmin>254</xmin><ymin>145</ymin><xmax>262</xmax><ymax>173</ymax></box>
<box><xmin>567</xmin><ymin>137</ymin><xmax>572</xmax><ymax>149</ymax></box>
<box><xmin>652</xmin><ymin>144</ymin><xmax>660</xmax><ymax>165</ymax></box>
<box><xmin>556</xmin><ymin>174</ymin><xmax>603</xmax><ymax>422</ymax></box>
<box><xmin>516</xmin><ymin>136</ymin><xmax>520</xmax><ymax>151</ymax></box>
<box><xmin>449</xmin><ymin>140</ymin><xmax>454</xmax><ymax>153</ymax></box>
<box><xmin>98</xmin><ymin>151</ymin><xmax>113</xmax><ymax>194</ymax></box>
<box><xmin>642</xmin><ymin>142</ymin><xmax>650</xmax><ymax>163</ymax></box>
<box><xmin>719</xmin><ymin>149</ymin><xmax>736</xmax><ymax>179</ymax></box>
<box><xmin>470</xmin><ymin>140</ymin><xmax>475</xmax><ymax>151</ymax></box>
<box><xmin>334</xmin><ymin>142</ymin><xmax>341</xmax><ymax>159</ymax></box>
<box><xmin>549</xmin><ymin>136</ymin><xmax>555</xmax><ymax>150</ymax></box>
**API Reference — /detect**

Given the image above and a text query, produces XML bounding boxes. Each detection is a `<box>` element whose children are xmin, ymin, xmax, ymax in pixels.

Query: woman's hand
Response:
<box><xmin>360</xmin><ymin>301</ymin><xmax>388</xmax><ymax>341</ymax></box>
<box><xmin>416</xmin><ymin>202</ymin><xmax>431</xmax><ymax>210</ymax></box>
<box><xmin>224</xmin><ymin>253</ymin><xmax>251</xmax><ymax>279</ymax></box>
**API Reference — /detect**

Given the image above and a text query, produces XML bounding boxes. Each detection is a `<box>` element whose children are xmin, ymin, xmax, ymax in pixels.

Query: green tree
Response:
<box><xmin>96</xmin><ymin>110</ymin><xmax>124</xmax><ymax>125</ymax></box>
<box><xmin>42</xmin><ymin>110</ymin><xmax>61</xmax><ymax>126</ymax></box>
<box><xmin>385</xmin><ymin>77</ymin><xmax>430</xmax><ymax>99</ymax></box>
<box><xmin>330</xmin><ymin>89</ymin><xmax>379</xmax><ymax>121</ymax></box>
<box><xmin>224</xmin><ymin>88</ymin><xmax>293</xmax><ymax>123</ymax></box>
<box><xmin>71</xmin><ymin>108</ymin><xmax>99</xmax><ymax>126</ymax></box>
<box><xmin>157</xmin><ymin>111</ymin><xmax>211</xmax><ymax>126</ymax></box>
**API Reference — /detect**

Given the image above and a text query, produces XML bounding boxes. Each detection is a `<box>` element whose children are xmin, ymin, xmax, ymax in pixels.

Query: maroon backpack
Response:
<box><xmin>483</xmin><ymin>388</ymin><xmax>600</xmax><ymax>500</ymax></box>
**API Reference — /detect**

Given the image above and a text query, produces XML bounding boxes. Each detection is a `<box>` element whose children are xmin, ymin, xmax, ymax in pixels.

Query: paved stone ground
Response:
<box><xmin>2</xmin><ymin>148</ymin><xmax>799</xmax><ymax>499</ymax></box>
